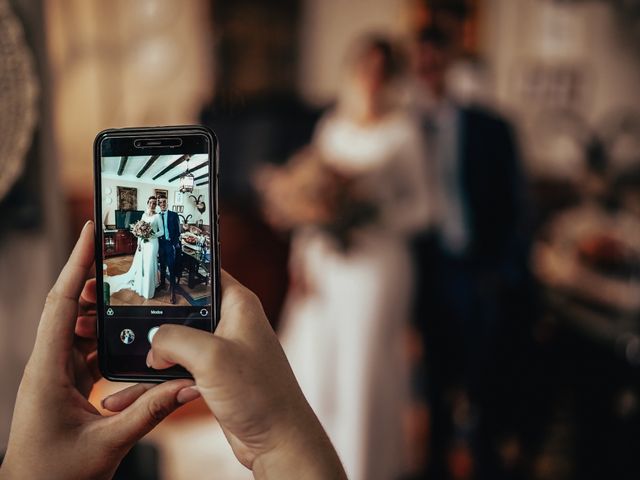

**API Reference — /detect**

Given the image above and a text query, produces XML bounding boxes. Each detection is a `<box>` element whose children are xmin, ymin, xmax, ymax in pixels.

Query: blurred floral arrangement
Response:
<box><xmin>533</xmin><ymin>203</ymin><xmax>640</xmax><ymax>313</ymax></box>
<box><xmin>255</xmin><ymin>147</ymin><xmax>378</xmax><ymax>249</ymax></box>
<box><xmin>577</xmin><ymin>232</ymin><xmax>640</xmax><ymax>278</ymax></box>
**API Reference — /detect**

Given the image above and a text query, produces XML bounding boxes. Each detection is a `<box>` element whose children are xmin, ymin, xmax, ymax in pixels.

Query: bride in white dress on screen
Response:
<box><xmin>107</xmin><ymin>196</ymin><xmax>162</xmax><ymax>300</ymax></box>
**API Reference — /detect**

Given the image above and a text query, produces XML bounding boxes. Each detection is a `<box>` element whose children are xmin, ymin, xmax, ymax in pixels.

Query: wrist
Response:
<box><xmin>0</xmin><ymin>461</ymin><xmax>14</xmax><ymax>480</ymax></box>
<box><xmin>0</xmin><ymin>456</ymin><xmax>41</xmax><ymax>480</ymax></box>
<box><xmin>251</xmin><ymin>406</ymin><xmax>346</xmax><ymax>480</ymax></box>
<box><xmin>1</xmin><ymin>449</ymin><xmax>29</xmax><ymax>480</ymax></box>
<box><xmin>1</xmin><ymin>445</ymin><xmax>117</xmax><ymax>480</ymax></box>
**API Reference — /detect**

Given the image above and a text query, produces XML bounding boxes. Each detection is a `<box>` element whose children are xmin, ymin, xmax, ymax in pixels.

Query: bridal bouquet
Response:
<box><xmin>130</xmin><ymin>219</ymin><xmax>153</xmax><ymax>251</ymax></box>
<box><xmin>255</xmin><ymin>147</ymin><xmax>378</xmax><ymax>249</ymax></box>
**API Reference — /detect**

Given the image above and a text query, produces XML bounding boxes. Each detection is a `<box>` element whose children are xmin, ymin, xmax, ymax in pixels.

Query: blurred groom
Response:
<box><xmin>157</xmin><ymin>196</ymin><xmax>181</xmax><ymax>304</ymax></box>
<box><xmin>410</xmin><ymin>25</ymin><xmax>533</xmax><ymax>480</ymax></box>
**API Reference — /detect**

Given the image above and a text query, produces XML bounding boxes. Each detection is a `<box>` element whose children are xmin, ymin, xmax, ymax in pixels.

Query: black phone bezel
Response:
<box><xmin>93</xmin><ymin>125</ymin><xmax>220</xmax><ymax>383</ymax></box>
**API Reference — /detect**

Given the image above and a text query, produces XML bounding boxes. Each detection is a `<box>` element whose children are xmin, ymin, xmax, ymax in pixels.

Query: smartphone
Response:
<box><xmin>94</xmin><ymin>125</ymin><xmax>220</xmax><ymax>382</ymax></box>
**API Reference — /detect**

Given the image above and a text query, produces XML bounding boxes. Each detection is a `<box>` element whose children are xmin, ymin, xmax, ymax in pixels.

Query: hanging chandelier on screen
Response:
<box><xmin>179</xmin><ymin>155</ymin><xmax>194</xmax><ymax>193</ymax></box>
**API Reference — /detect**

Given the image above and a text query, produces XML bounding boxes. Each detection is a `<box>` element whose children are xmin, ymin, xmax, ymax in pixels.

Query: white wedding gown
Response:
<box><xmin>279</xmin><ymin>111</ymin><xmax>432</xmax><ymax>480</ymax></box>
<box><xmin>107</xmin><ymin>212</ymin><xmax>161</xmax><ymax>300</ymax></box>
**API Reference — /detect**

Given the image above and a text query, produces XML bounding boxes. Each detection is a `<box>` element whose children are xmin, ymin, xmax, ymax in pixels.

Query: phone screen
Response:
<box><xmin>94</xmin><ymin>127</ymin><xmax>219</xmax><ymax>381</ymax></box>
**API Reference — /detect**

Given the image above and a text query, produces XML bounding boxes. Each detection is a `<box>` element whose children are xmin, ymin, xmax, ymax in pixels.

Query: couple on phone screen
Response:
<box><xmin>109</xmin><ymin>196</ymin><xmax>181</xmax><ymax>303</ymax></box>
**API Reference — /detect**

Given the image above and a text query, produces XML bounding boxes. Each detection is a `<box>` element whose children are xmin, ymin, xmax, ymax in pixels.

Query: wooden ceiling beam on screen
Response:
<box><xmin>196</xmin><ymin>181</ymin><xmax>209</xmax><ymax>186</ymax></box>
<box><xmin>168</xmin><ymin>162</ymin><xmax>208</xmax><ymax>182</ymax></box>
<box><xmin>194</xmin><ymin>172</ymin><xmax>208</xmax><ymax>181</ymax></box>
<box><xmin>117</xmin><ymin>156</ymin><xmax>128</xmax><ymax>176</ymax></box>
<box><xmin>152</xmin><ymin>154</ymin><xmax>189</xmax><ymax>180</ymax></box>
<box><xmin>136</xmin><ymin>155</ymin><xmax>160</xmax><ymax>178</ymax></box>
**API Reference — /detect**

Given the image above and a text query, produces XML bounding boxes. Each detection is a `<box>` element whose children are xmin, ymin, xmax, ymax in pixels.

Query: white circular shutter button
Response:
<box><xmin>147</xmin><ymin>326</ymin><xmax>160</xmax><ymax>344</ymax></box>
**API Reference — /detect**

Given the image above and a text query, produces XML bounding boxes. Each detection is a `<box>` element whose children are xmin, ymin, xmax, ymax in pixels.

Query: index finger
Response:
<box><xmin>34</xmin><ymin>221</ymin><xmax>95</xmax><ymax>362</ymax></box>
<box><xmin>78</xmin><ymin>277</ymin><xmax>97</xmax><ymax>313</ymax></box>
<box><xmin>76</xmin><ymin>279</ymin><xmax>98</xmax><ymax>339</ymax></box>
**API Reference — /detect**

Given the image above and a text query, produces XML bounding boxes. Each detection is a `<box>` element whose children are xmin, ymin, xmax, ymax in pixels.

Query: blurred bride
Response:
<box><xmin>259</xmin><ymin>35</ymin><xmax>432</xmax><ymax>480</ymax></box>
<box><xmin>108</xmin><ymin>196</ymin><xmax>162</xmax><ymax>300</ymax></box>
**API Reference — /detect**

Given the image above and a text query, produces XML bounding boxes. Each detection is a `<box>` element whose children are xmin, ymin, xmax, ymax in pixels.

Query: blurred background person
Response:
<box><xmin>409</xmin><ymin>24</ymin><xmax>533</xmax><ymax>480</ymax></box>
<box><xmin>258</xmin><ymin>35</ymin><xmax>431</xmax><ymax>480</ymax></box>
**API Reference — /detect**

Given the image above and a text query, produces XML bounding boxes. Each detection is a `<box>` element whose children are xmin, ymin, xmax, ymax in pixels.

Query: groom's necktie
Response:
<box><xmin>161</xmin><ymin>212</ymin><xmax>170</xmax><ymax>241</ymax></box>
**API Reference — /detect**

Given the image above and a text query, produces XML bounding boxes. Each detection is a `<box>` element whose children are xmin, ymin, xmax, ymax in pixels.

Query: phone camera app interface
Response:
<box><xmin>100</xmin><ymin>152</ymin><xmax>213</xmax><ymax>355</ymax></box>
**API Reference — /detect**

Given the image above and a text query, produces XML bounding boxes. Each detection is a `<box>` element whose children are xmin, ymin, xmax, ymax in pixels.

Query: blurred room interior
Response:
<box><xmin>2</xmin><ymin>0</ymin><xmax>640</xmax><ymax>479</ymax></box>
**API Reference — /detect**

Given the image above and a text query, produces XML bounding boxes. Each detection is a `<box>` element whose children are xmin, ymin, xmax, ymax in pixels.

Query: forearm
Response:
<box><xmin>252</xmin><ymin>412</ymin><xmax>346</xmax><ymax>480</ymax></box>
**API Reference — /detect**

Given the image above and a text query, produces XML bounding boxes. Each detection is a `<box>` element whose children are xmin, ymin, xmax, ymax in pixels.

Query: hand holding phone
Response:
<box><xmin>94</xmin><ymin>126</ymin><xmax>220</xmax><ymax>381</ymax></box>
<box><xmin>2</xmin><ymin>225</ymin><xmax>346</xmax><ymax>480</ymax></box>
<box><xmin>0</xmin><ymin>223</ymin><xmax>198</xmax><ymax>480</ymax></box>
<box><xmin>108</xmin><ymin>270</ymin><xmax>348</xmax><ymax>480</ymax></box>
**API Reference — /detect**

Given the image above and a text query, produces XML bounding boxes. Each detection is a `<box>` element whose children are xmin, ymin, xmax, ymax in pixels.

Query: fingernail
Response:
<box><xmin>101</xmin><ymin>395</ymin><xmax>112</xmax><ymax>410</ymax></box>
<box><xmin>146</xmin><ymin>350</ymin><xmax>153</xmax><ymax>368</ymax></box>
<box><xmin>84</xmin><ymin>220</ymin><xmax>94</xmax><ymax>229</ymax></box>
<box><xmin>177</xmin><ymin>386</ymin><xmax>201</xmax><ymax>404</ymax></box>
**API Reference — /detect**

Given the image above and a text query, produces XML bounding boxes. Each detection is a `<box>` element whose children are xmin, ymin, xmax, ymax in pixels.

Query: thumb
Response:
<box><xmin>100</xmin><ymin>379</ymin><xmax>195</xmax><ymax>448</ymax></box>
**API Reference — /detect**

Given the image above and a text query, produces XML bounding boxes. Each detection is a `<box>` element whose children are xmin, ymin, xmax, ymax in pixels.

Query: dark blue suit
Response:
<box><xmin>158</xmin><ymin>210</ymin><xmax>181</xmax><ymax>291</ymax></box>
<box><xmin>414</xmin><ymin>106</ymin><xmax>534</xmax><ymax>480</ymax></box>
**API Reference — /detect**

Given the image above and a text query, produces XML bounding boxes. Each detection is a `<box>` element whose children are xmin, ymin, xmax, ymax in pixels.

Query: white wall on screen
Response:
<box><xmin>101</xmin><ymin>177</ymin><xmax>210</xmax><ymax>227</ymax></box>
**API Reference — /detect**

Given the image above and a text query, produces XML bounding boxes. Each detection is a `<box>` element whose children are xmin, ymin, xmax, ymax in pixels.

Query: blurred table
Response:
<box><xmin>544</xmin><ymin>289</ymin><xmax>640</xmax><ymax>364</ymax></box>
<box><xmin>533</xmin><ymin>202</ymin><xmax>640</xmax><ymax>365</ymax></box>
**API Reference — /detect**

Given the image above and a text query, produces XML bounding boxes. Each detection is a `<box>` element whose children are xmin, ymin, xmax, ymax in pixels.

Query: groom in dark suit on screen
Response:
<box><xmin>157</xmin><ymin>196</ymin><xmax>181</xmax><ymax>304</ymax></box>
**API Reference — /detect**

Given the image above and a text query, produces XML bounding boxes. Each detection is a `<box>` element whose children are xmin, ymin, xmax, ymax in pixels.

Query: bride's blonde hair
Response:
<box><xmin>337</xmin><ymin>34</ymin><xmax>404</xmax><ymax>120</ymax></box>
